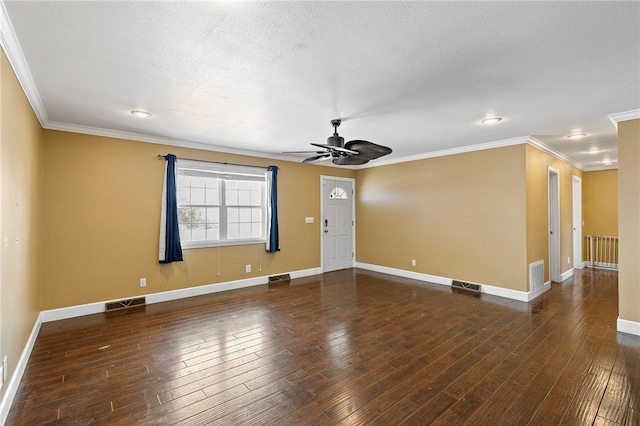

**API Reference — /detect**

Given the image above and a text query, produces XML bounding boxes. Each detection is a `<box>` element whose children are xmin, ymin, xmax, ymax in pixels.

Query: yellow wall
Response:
<box><xmin>41</xmin><ymin>130</ymin><xmax>354</xmax><ymax>309</ymax></box>
<box><xmin>525</xmin><ymin>145</ymin><xmax>583</xmax><ymax>283</ymax></box>
<box><xmin>618</xmin><ymin>118</ymin><xmax>640</xmax><ymax>324</ymax></box>
<box><xmin>583</xmin><ymin>170</ymin><xmax>618</xmax><ymax>236</ymax></box>
<box><xmin>355</xmin><ymin>145</ymin><xmax>529</xmax><ymax>291</ymax></box>
<box><xmin>0</xmin><ymin>50</ymin><xmax>43</xmax><ymax>400</ymax></box>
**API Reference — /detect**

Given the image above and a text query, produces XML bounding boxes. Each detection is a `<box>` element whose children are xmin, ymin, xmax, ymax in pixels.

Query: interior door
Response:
<box><xmin>572</xmin><ymin>176</ymin><xmax>583</xmax><ymax>269</ymax></box>
<box><xmin>549</xmin><ymin>168</ymin><xmax>561</xmax><ymax>282</ymax></box>
<box><xmin>322</xmin><ymin>177</ymin><xmax>354</xmax><ymax>272</ymax></box>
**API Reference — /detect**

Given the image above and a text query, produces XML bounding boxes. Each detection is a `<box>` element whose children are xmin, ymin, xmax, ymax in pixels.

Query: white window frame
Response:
<box><xmin>176</xmin><ymin>159</ymin><xmax>268</xmax><ymax>249</ymax></box>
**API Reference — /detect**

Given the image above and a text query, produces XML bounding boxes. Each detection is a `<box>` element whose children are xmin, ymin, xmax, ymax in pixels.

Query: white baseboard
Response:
<box><xmin>617</xmin><ymin>318</ymin><xmax>640</xmax><ymax>336</ymax></box>
<box><xmin>40</xmin><ymin>267</ymin><xmax>323</xmax><ymax>323</ymax></box>
<box><xmin>355</xmin><ymin>262</ymin><xmax>452</xmax><ymax>287</ymax></box>
<box><xmin>0</xmin><ymin>313</ymin><xmax>43</xmax><ymax>426</ymax></box>
<box><xmin>355</xmin><ymin>262</ymin><xmax>547</xmax><ymax>303</ymax></box>
<box><xmin>560</xmin><ymin>268</ymin><xmax>574</xmax><ymax>282</ymax></box>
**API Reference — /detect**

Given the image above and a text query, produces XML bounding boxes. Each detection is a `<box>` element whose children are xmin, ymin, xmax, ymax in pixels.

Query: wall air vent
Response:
<box><xmin>105</xmin><ymin>297</ymin><xmax>146</xmax><ymax>312</ymax></box>
<box><xmin>451</xmin><ymin>280</ymin><xmax>481</xmax><ymax>293</ymax></box>
<box><xmin>268</xmin><ymin>274</ymin><xmax>291</xmax><ymax>287</ymax></box>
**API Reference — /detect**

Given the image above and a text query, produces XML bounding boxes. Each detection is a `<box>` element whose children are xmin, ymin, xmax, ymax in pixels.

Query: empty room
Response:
<box><xmin>0</xmin><ymin>1</ymin><xmax>639</xmax><ymax>425</ymax></box>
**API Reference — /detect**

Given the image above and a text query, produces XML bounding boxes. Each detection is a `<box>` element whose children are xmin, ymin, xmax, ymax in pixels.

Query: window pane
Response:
<box><xmin>177</xmin><ymin>207</ymin><xmax>192</xmax><ymax>224</ymax></box>
<box><xmin>227</xmin><ymin>207</ymin><xmax>239</xmax><ymax>223</ymax></box>
<box><xmin>192</xmin><ymin>224</ymin><xmax>206</xmax><ymax>241</ymax></box>
<box><xmin>227</xmin><ymin>180</ymin><xmax>238</xmax><ymax>190</ymax></box>
<box><xmin>207</xmin><ymin>224</ymin><xmax>220</xmax><ymax>240</ymax></box>
<box><xmin>205</xmin><ymin>189</ymin><xmax>219</xmax><ymax>206</ymax></box>
<box><xmin>177</xmin><ymin>186</ymin><xmax>190</xmax><ymax>204</ymax></box>
<box><xmin>226</xmin><ymin>190</ymin><xmax>238</xmax><ymax>205</ymax></box>
<box><xmin>193</xmin><ymin>207</ymin><xmax>206</xmax><ymax>223</ymax></box>
<box><xmin>176</xmin><ymin>175</ymin><xmax>190</xmax><ymax>187</ymax></box>
<box><xmin>191</xmin><ymin>177</ymin><xmax>205</xmax><ymax>188</ymax></box>
<box><xmin>239</xmin><ymin>223</ymin><xmax>252</xmax><ymax>238</ymax></box>
<box><xmin>238</xmin><ymin>181</ymin><xmax>251</xmax><ymax>190</ymax></box>
<box><xmin>205</xmin><ymin>177</ymin><xmax>219</xmax><ymax>188</ymax></box>
<box><xmin>191</xmin><ymin>187</ymin><xmax>205</xmax><ymax>205</ymax></box>
<box><xmin>238</xmin><ymin>190</ymin><xmax>251</xmax><ymax>205</ymax></box>
<box><xmin>250</xmin><ymin>190</ymin><xmax>262</xmax><ymax>206</ymax></box>
<box><xmin>251</xmin><ymin>223</ymin><xmax>262</xmax><ymax>238</ymax></box>
<box><xmin>250</xmin><ymin>181</ymin><xmax>262</xmax><ymax>191</ymax></box>
<box><xmin>227</xmin><ymin>223</ymin><xmax>239</xmax><ymax>239</ymax></box>
<box><xmin>178</xmin><ymin>224</ymin><xmax>191</xmax><ymax>241</ymax></box>
<box><xmin>207</xmin><ymin>207</ymin><xmax>219</xmax><ymax>223</ymax></box>
<box><xmin>251</xmin><ymin>208</ymin><xmax>262</xmax><ymax>222</ymax></box>
<box><xmin>239</xmin><ymin>208</ymin><xmax>251</xmax><ymax>223</ymax></box>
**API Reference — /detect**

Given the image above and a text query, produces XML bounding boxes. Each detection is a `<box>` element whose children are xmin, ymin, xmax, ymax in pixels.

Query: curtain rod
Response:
<box><xmin>157</xmin><ymin>154</ymin><xmax>271</xmax><ymax>169</ymax></box>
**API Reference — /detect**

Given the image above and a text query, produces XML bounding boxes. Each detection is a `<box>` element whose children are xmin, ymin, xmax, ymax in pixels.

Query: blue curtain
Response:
<box><xmin>159</xmin><ymin>154</ymin><xmax>183</xmax><ymax>263</ymax></box>
<box><xmin>266</xmin><ymin>166</ymin><xmax>280</xmax><ymax>253</ymax></box>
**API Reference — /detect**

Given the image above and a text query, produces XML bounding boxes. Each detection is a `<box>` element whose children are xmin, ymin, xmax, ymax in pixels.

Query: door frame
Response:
<box><xmin>320</xmin><ymin>176</ymin><xmax>356</xmax><ymax>272</ymax></box>
<box><xmin>572</xmin><ymin>175</ymin><xmax>583</xmax><ymax>269</ymax></box>
<box><xmin>548</xmin><ymin>167</ymin><xmax>561</xmax><ymax>282</ymax></box>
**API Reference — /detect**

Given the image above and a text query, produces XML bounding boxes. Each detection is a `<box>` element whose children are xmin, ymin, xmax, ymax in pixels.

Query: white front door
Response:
<box><xmin>321</xmin><ymin>177</ymin><xmax>354</xmax><ymax>272</ymax></box>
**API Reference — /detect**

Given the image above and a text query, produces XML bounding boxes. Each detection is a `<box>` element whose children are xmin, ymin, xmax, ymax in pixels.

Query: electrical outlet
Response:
<box><xmin>305</xmin><ymin>217</ymin><xmax>314</xmax><ymax>223</ymax></box>
<box><xmin>411</xmin><ymin>259</ymin><xmax>416</xmax><ymax>267</ymax></box>
<box><xmin>140</xmin><ymin>278</ymin><xmax>147</xmax><ymax>287</ymax></box>
<box><xmin>568</xmin><ymin>257</ymin><xmax>571</xmax><ymax>265</ymax></box>
<box><xmin>246</xmin><ymin>264</ymin><xmax>251</xmax><ymax>273</ymax></box>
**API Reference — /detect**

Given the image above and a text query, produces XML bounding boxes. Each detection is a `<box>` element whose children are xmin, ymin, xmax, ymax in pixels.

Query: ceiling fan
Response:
<box><xmin>287</xmin><ymin>119</ymin><xmax>392</xmax><ymax>165</ymax></box>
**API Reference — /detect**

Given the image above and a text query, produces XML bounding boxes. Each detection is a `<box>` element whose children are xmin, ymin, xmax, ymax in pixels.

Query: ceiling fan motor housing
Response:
<box><xmin>327</xmin><ymin>135</ymin><xmax>345</xmax><ymax>147</ymax></box>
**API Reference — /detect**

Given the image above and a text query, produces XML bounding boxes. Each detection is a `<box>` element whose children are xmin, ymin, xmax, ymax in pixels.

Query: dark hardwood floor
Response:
<box><xmin>7</xmin><ymin>267</ymin><xmax>640</xmax><ymax>425</ymax></box>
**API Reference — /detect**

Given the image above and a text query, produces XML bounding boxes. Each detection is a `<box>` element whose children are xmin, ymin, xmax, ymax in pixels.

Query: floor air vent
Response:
<box><xmin>105</xmin><ymin>297</ymin><xmax>146</xmax><ymax>312</ymax></box>
<box><xmin>451</xmin><ymin>280</ymin><xmax>481</xmax><ymax>293</ymax></box>
<box><xmin>268</xmin><ymin>274</ymin><xmax>291</xmax><ymax>287</ymax></box>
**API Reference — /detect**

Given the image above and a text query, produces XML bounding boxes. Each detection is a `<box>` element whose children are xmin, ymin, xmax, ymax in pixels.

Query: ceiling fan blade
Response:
<box><xmin>332</xmin><ymin>156</ymin><xmax>369</xmax><ymax>166</ymax></box>
<box><xmin>283</xmin><ymin>150</ymin><xmax>327</xmax><ymax>154</ymax></box>
<box><xmin>310</xmin><ymin>143</ymin><xmax>359</xmax><ymax>155</ymax></box>
<box><xmin>303</xmin><ymin>154</ymin><xmax>332</xmax><ymax>164</ymax></box>
<box><xmin>344</xmin><ymin>140</ymin><xmax>392</xmax><ymax>160</ymax></box>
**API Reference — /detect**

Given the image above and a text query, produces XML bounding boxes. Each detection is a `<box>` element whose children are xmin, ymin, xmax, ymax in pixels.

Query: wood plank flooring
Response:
<box><xmin>6</xmin><ymin>267</ymin><xmax>640</xmax><ymax>425</ymax></box>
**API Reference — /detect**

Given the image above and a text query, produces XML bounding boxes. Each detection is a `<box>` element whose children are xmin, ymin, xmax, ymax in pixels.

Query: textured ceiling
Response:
<box><xmin>2</xmin><ymin>1</ymin><xmax>639</xmax><ymax>169</ymax></box>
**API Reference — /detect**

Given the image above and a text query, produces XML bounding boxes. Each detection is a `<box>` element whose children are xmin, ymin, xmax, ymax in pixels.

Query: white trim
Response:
<box><xmin>45</xmin><ymin>121</ymin><xmax>302</xmax><ymax>164</ymax></box>
<box><xmin>355</xmin><ymin>262</ymin><xmax>549</xmax><ymax>302</ymax></box>
<box><xmin>40</xmin><ymin>301</ymin><xmax>105</xmax><ymax>323</ymax></box>
<box><xmin>608</xmin><ymin>109</ymin><xmax>640</xmax><ymax>128</ymax></box>
<box><xmin>617</xmin><ymin>318</ymin><xmax>640</xmax><ymax>336</ymax></box>
<box><xmin>320</xmin><ymin>176</ymin><xmax>356</xmax><ymax>273</ymax></box>
<box><xmin>528</xmin><ymin>137</ymin><xmax>585</xmax><ymax>170</ymax></box>
<box><xmin>0</xmin><ymin>1</ymin><xmax>48</xmax><ymax>126</ymax></box>
<box><xmin>355</xmin><ymin>262</ymin><xmax>452</xmax><ymax>286</ymax></box>
<box><xmin>560</xmin><ymin>268</ymin><xmax>574</xmax><ymax>282</ymax></box>
<box><xmin>358</xmin><ymin>136</ymin><xmax>531</xmax><ymax>169</ymax></box>
<box><xmin>39</xmin><ymin>267</ymin><xmax>323</xmax><ymax>323</ymax></box>
<box><xmin>0</xmin><ymin>313</ymin><xmax>43</xmax><ymax>426</ymax></box>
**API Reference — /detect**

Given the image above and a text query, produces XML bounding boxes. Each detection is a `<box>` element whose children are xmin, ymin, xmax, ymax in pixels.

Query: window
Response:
<box><xmin>176</xmin><ymin>160</ymin><xmax>267</xmax><ymax>248</ymax></box>
<box><xmin>329</xmin><ymin>187</ymin><xmax>348</xmax><ymax>199</ymax></box>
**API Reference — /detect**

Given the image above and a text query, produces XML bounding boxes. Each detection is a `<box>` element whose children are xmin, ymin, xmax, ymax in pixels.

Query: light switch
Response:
<box><xmin>305</xmin><ymin>217</ymin><xmax>314</xmax><ymax>224</ymax></box>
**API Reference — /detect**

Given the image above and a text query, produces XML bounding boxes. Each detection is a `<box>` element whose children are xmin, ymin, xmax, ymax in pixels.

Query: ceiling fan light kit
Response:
<box><xmin>291</xmin><ymin>119</ymin><xmax>392</xmax><ymax>166</ymax></box>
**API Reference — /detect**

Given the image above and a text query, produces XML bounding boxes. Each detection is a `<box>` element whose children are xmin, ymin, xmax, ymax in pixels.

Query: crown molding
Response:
<box><xmin>0</xmin><ymin>1</ymin><xmax>48</xmax><ymax>126</ymax></box>
<box><xmin>527</xmin><ymin>136</ymin><xmax>586</xmax><ymax>171</ymax></box>
<box><xmin>608</xmin><ymin>109</ymin><xmax>640</xmax><ymax>129</ymax></box>
<box><xmin>44</xmin><ymin>121</ymin><xmax>302</xmax><ymax>164</ymax></box>
<box><xmin>358</xmin><ymin>136</ymin><xmax>532</xmax><ymax>169</ymax></box>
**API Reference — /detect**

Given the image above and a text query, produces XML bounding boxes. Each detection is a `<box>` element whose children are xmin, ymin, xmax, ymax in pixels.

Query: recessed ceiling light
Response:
<box><xmin>567</xmin><ymin>133</ymin><xmax>587</xmax><ymax>139</ymax></box>
<box><xmin>131</xmin><ymin>110</ymin><xmax>152</xmax><ymax>118</ymax></box>
<box><xmin>587</xmin><ymin>149</ymin><xmax>603</xmax><ymax>153</ymax></box>
<box><xmin>481</xmin><ymin>117</ymin><xmax>502</xmax><ymax>125</ymax></box>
